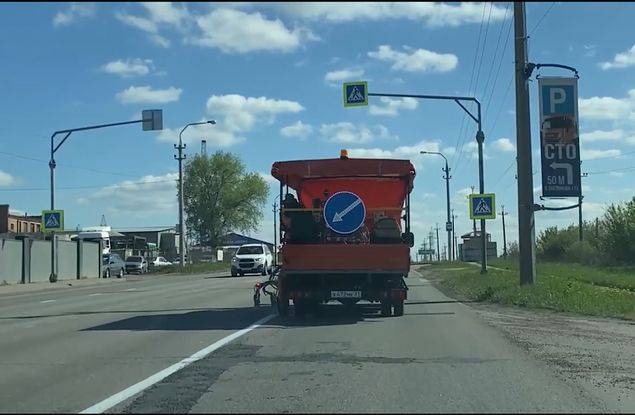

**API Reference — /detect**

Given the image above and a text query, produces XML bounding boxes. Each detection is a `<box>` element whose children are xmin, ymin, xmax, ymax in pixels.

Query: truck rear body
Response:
<box><xmin>271</xmin><ymin>154</ymin><xmax>416</xmax><ymax>317</ymax></box>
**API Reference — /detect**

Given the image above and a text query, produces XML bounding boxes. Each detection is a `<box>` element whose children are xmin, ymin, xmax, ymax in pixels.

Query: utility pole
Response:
<box><xmin>514</xmin><ymin>1</ymin><xmax>536</xmax><ymax>285</ymax></box>
<box><xmin>174</xmin><ymin>140</ymin><xmax>187</xmax><ymax>267</ymax></box>
<box><xmin>501</xmin><ymin>205</ymin><xmax>508</xmax><ymax>258</ymax></box>
<box><xmin>420</xmin><ymin>151</ymin><xmax>452</xmax><ymax>265</ymax></box>
<box><xmin>451</xmin><ymin>209</ymin><xmax>456</xmax><ymax>261</ymax></box>
<box><xmin>176</xmin><ymin>121</ymin><xmax>216</xmax><ymax>267</ymax></box>
<box><xmin>435</xmin><ymin>223</ymin><xmax>440</xmax><ymax>262</ymax></box>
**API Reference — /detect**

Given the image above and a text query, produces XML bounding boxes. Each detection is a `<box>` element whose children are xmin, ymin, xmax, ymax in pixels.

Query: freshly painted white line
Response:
<box><xmin>79</xmin><ymin>313</ymin><xmax>276</xmax><ymax>414</ymax></box>
<box><xmin>40</xmin><ymin>300</ymin><xmax>56</xmax><ymax>304</ymax></box>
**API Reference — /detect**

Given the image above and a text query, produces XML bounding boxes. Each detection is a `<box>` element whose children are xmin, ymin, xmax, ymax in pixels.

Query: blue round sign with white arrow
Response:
<box><xmin>323</xmin><ymin>191</ymin><xmax>366</xmax><ymax>235</ymax></box>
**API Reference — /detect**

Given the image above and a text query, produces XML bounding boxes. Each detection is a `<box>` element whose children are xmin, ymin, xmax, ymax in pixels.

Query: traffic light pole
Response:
<box><xmin>48</xmin><ymin>114</ymin><xmax>161</xmax><ymax>282</ymax></box>
<box><xmin>370</xmin><ymin>92</ymin><xmax>487</xmax><ymax>272</ymax></box>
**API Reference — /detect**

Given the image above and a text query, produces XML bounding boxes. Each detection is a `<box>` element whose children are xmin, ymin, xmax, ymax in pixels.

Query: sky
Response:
<box><xmin>1</xmin><ymin>2</ymin><xmax>635</xmax><ymax>255</ymax></box>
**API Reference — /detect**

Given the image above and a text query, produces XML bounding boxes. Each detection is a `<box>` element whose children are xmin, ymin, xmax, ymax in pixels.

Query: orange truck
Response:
<box><xmin>270</xmin><ymin>151</ymin><xmax>416</xmax><ymax>318</ymax></box>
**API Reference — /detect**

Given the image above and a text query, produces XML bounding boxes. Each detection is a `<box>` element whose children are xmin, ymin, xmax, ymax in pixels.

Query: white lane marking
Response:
<box><xmin>123</xmin><ymin>288</ymin><xmax>137</xmax><ymax>292</ymax></box>
<box><xmin>79</xmin><ymin>313</ymin><xmax>275</xmax><ymax>414</ymax></box>
<box><xmin>40</xmin><ymin>300</ymin><xmax>56</xmax><ymax>303</ymax></box>
<box><xmin>89</xmin><ymin>293</ymin><xmax>103</xmax><ymax>297</ymax></box>
<box><xmin>419</xmin><ymin>278</ymin><xmax>430</xmax><ymax>283</ymax></box>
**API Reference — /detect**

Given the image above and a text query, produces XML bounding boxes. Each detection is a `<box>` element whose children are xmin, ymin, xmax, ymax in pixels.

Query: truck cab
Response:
<box><xmin>271</xmin><ymin>151</ymin><xmax>415</xmax><ymax>318</ymax></box>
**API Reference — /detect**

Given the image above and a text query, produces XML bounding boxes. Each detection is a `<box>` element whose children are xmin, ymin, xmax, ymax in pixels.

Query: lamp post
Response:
<box><xmin>420</xmin><ymin>151</ymin><xmax>451</xmax><ymax>264</ymax></box>
<box><xmin>175</xmin><ymin>120</ymin><xmax>216</xmax><ymax>267</ymax></box>
<box><xmin>48</xmin><ymin>110</ymin><xmax>163</xmax><ymax>282</ymax></box>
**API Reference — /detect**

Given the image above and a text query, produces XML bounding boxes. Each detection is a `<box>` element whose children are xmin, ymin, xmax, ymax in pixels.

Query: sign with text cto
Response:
<box><xmin>538</xmin><ymin>77</ymin><xmax>581</xmax><ymax>198</ymax></box>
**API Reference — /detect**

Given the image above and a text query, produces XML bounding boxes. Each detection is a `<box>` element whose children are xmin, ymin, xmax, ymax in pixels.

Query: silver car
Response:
<box><xmin>125</xmin><ymin>256</ymin><xmax>148</xmax><ymax>274</ymax></box>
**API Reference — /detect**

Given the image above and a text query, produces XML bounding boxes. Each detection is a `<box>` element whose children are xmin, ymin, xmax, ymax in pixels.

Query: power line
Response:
<box><xmin>481</xmin><ymin>2</ymin><xmax>510</xmax><ymax>109</ymax></box>
<box><xmin>529</xmin><ymin>2</ymin><xmax>556</xmax><ymax>36</ymax></box>
<box><xmin>450</xmin><ymin>2</ymin><xmax>487</xmax><ymax>170</ymax></box>
<box><xmin>488</xmin><ymin>76</ymin><xmax>514</xmax><ymax>139</ymax></box>
<box><xmin>582</xmin><ymin>149</ymin><xmax>635</xmax><ymax>162</ymax></box>
<box><xmin>0</xmin><ymin>178</ymin><xmax>177</xmax><ymax>192</ymax></box>
<box><xmin>491</xmin><ymin>158</ymin><xmax>516</xmax><ymax>190</ymax></box>
<box><xmin>586</xmin><ymin>165</ymin><xmax>635</xmax><ymax>175</ymax></box>
<box><xmin>0</xmin><ymin>150</ymin><xmax>137</xmax><ymax>178</ymax></box>
<box><xmin>453</xmin><ymin>3</ymin><xmax>494</xmax><ymax>176</ymax></box>
<box><xmin>485</xmin><ymin>6</ymin><xmax>514</xmax><ymax>116</ymax></box>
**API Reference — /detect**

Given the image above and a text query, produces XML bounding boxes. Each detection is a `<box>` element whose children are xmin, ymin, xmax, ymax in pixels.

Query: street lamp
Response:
<box><xmin>420</xmin><ymin>150</ymin><xmax>452</xmax><ymax>263</ymax></box>
<box><xmin>175</xmin><ymin>120</ymin><xmax>216</xmax><ymax>267</ymax></box>
<box><xmin>48</xmin><ymin>110</ymin><xmax>163</xmax><ymax>282</ymax></box>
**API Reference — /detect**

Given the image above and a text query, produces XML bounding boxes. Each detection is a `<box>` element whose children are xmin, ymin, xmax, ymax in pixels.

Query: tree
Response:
<box><xmin>183</xmin><ymin>151</ymin><xmax>268</xmax><ymax>247</ymax></box>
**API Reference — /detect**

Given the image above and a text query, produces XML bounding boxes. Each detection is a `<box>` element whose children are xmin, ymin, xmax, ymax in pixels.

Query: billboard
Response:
<box><xmin>538</xmin><ymin>77</ymin><xmax>581</xmax><ymax>198</ymax></box>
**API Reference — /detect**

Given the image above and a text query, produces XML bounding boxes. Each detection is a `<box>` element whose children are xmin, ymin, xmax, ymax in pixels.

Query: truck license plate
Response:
<box><xmin>331</xmin><ymin>291</ymin><xmax>361</xmax><ymax>299</ymax></box>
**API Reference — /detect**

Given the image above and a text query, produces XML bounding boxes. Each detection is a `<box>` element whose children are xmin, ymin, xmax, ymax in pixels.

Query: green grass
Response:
<box><xmin>421</xmin><ymin>260</ymin><xmax>635</xmax><ymax>320</ymax></box>
<box><xmin>489</xmin><ymin>258</ymin><xmax>635</xmax><ymax>292</ymax></box>
<box><xmin>150</xmin><ymin>262</ymin><xmax>229</xmax><ymax>275</ymax></box>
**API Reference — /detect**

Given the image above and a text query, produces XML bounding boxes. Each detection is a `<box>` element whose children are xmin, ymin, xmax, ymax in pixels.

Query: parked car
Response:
<box><xmin>231</xmin><ymin>244</ymin><xmax>273</xmax><ymax>277</ymax></box>
<box><xmin>102</xmin><ymin>253</ymin><xmax>125</xmax><ymax>278</ymax></box>
<box><xmin>152</xmin><ymin>256</ymin><xmax>172</xmax><ymax>267</ymax></box>
<box><xmin>125</xmin><ymin>256</ymin><xmax>148</xmax><ymax>274</ymax></box>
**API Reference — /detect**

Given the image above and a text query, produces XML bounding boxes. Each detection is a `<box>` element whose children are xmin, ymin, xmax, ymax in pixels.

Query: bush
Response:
<box><xmin>563</xmin><ymin>240</ymin><xmax>602</xmax><ymax>265</ymax></box>
<box><xmin>537</xmin><ymin>225</ymin><xmax>578</xmax><ymax>261</ymax></box>
<box><xmin>597</xmin><ymin>197</ymin><xmax>635</xmax><ymax>264</ymax></box>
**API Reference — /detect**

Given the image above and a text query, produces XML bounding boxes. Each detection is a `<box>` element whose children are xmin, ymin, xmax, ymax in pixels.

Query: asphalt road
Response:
<box><xmin>0</xmin><ymin>270</ymin><xmax>617</xmax><ymax>413</ymax></box>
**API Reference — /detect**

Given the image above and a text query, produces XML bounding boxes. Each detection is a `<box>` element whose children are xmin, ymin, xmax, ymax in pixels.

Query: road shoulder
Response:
<box><xmin>419</xmin><ymin>265</ymin><xmax>635</xmax><ymax>413</ymax></box>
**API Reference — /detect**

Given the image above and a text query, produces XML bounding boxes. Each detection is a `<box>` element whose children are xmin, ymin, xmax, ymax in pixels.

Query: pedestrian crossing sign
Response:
<box><xmin>42</xmin><ymin>210</ymin><xmax>64</xmax><ymax>232</ymax></box>
<box><xmin>343</xmin><ymin>81</ymin><xmax>368</xmax><ymax>107</ymax></box>
<box><xmin>469</xmin><ymin>194</ymin><xmax>496</xmax><ymax>220</ymax></box>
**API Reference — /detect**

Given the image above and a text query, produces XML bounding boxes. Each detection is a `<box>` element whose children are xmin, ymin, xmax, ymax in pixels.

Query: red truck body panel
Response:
<box><xmin>281</xmin><ymin>244</ymin><xmax>410</xmax><ymax>274</ymax></box>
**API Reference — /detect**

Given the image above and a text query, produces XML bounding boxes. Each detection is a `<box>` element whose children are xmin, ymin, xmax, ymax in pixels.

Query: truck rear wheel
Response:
<box><xmin>393</xmin><ymin>300</ymin><xmax>404</xmax><ymax>317</ymax></box>
<box><xmin>277</xmin><ymin>294</ymin><xmax>289</xmax><ymax>317</ymax></box>
<box><xmin>294</xmin><ymin>299</ymin><xmax>306</xmax><ymax>318</ymax></box>
<box><xmin>380</xmin><ymin>300</ymin><xmax>391</xmax><ymax>317</ymax></box>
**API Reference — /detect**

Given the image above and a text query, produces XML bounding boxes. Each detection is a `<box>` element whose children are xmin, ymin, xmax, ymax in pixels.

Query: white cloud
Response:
<box><xmin>324</xmin><ymin>68</ymin><xmax>365</xmax><ymax>85</ymax></box>
<box><xmin>369</xmin><ymin>97</ymin><xmax>418</xmax><ymax>116</ymax></box>
<box><xmin>348</xmin><ymin>140</ymin><xmax>442</xmax><ymax>164</ymax></box>
<box><xmin>77</xmin><ymin>173</ymin><xmax>178</xmax><ymax>213</ymax></box>
<box><xmin>280</xmin><ymin>121</ymin><xmax>313</xmax><ymax>139</ymax></box>
<box><xmin>115</xmin><ymin>86</ymin><xmax>182</xmax><ymax>104</ymax></box>
<box><xmin>626</xmin><ymin>136</ymin><xmax>635</xmax><ymax>146</ymax></box>
<box><xmin>258</xmin><ymin>171</ymin><xmax>278</xmax><ymax>187</ymax></box>
<box><xmin>579</xmin><ymin>93</ymin><xmax>633</xmax><ymax>120</ymax></box>
<box><xmin>115</xmin><ymin>3</ymin><xmax>189</xmax><ymax>48</ymax></box>
<box><xmin>0</xmin><ymin>170</ymin><xmax>16</xmax><ymax>187</ymax></box>
<box><xmin>141</xmin><ymin>2</ymin><xmax>189</xmax><ymax>26</ymax></box>
<box><xmin>191</xmin><ymin>8</ymin><xmax>316</xmax><ymax>53</ymax></box>
<box><xmin>101</xmin><ymin>58</ymin><xmax>155</xmax><ymax>77</ymax></box>
<box><xmin>368</xmin><ymin>45</ymin><xmax>458</xmax><ymax>73</ymax></box>
<box><xmin>582</xmin><ymin>149</ymin><xmax>621</xmax><ymax>160</ymax></box>
<box><xmin>277</xmin><ymin>2</ymin><xmax>508</xmax><ymax>27</ymax></box>
<box><xmin>600</xmin><ymin>44</ymin><xmax>635</xmax><ymax>69</ymax></box>
<box><xmin>157</xmin><ymin>94</ymin><xmax>304</xmax><ymax>147</ymax></box>
<box><xmin>320</xmin><ymin>123</ymin><xmax>394</xmax><ymax>144</ymax></box>
<box><xmin>609</xmin><ymin>171</ymin><xmax>625</xmax><ymax>178</ymax></box>
<box><xmin>580</xmin><ymin>129</ymin><xmax>623</xmax><ymax>142</ymax></box>
<box><xmin>493</xmin><ymin>138</ymin><xmax>515</xmax><ymax>152</ymax></box>
<box><xmin>53</xmin><ymin>3</ymin><xmax>95</xmax><ymax>27</ymax></box>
